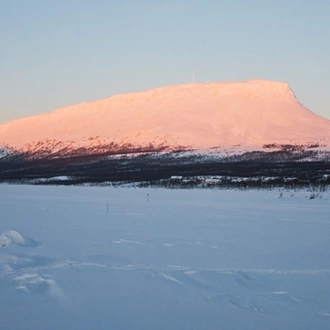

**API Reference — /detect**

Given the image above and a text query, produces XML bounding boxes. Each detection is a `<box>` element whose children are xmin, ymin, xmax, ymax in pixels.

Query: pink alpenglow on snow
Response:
<box><xmin>1</xmin><ymin>80</ymin><xmax>330</xmax><ymax>155</ymax></box>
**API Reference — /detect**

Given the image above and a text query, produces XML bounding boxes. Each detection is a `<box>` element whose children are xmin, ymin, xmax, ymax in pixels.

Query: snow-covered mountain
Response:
<box><xmin>1</xmin><ymin>80</ymin><xmax>330</xmax><ymax>157</ymax></box>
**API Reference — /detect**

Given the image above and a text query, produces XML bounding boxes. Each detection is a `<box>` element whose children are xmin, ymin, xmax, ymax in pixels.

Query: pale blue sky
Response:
<box><xmin>1</xmin><ymin>0</ymin><xmax>330</xmax><ymax>124</ymax></box>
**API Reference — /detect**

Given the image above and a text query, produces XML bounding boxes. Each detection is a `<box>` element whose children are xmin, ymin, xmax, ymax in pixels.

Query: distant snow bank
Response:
<box><xmin>33</xmin><ymin>176</ymin><xmax>70</xmax><ymax>183</ymax></box>
<box><xmin>0</xmin><ymin>230</ymin><xmax>25</xmax><ymax>247</ymax></box>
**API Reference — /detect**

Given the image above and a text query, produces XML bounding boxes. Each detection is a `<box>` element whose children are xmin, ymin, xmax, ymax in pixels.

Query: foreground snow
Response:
<box><xmin>1</xmin><ymin>185</ymin><xmax>330</xmax><ymax>329</ymax></box>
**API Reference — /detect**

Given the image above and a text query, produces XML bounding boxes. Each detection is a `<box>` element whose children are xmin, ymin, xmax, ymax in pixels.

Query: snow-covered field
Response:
<box><xmin>1</xmin><ymin>185</ymin><xmax>330</xmax><ymax>330</ymax></box>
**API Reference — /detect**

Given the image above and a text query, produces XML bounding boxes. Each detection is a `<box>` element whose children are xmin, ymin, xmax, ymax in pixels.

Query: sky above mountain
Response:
<box><xmin>1</xmin><ymin>0</ymin><xmax>330</xmax><ymax>124</ymax></box>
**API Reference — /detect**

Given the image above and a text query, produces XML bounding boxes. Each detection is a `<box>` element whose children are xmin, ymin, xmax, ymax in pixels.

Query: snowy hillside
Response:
<box><xmin>1</xmin><ymin>185</ymin><xmax>330</xmax><ymax>329</ymax></box>
<box><xmin>1</xmin><ymin>80</ymin><xmax>330</xmax><ymax>157</ymax></box>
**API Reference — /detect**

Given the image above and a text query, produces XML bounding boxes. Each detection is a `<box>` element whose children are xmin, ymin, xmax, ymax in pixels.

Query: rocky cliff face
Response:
<box><xmin>1</xmin><ymin>80</ymin><xmax>330</xmax><ymax>158</ymax></box>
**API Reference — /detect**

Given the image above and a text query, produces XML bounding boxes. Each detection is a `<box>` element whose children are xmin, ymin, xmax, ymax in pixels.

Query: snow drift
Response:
<box><xmin>1</xmin><ymin>80</ymin><xmax>330</xmax><ymax>156</ymax></box>
<box><xmin>0</xmin><ymin>230</ymin><xmax>25</xmax><ymax>247</ymax></box>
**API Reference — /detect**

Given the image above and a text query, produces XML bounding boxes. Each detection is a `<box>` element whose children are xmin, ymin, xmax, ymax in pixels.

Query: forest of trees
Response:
<box><xmin>1</xmin><ymin>147</ymin><xmax>330</xmax><ymax>188</ymax></box>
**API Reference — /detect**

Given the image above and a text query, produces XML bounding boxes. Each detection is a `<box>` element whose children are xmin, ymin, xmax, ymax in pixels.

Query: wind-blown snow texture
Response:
<box><xmin>1</xmin><ymin>185</ymin><xmax>330</xmax><ymax>329</ymax></box>
<box><xmin>1</xmin><ymin>80</ymin><xmax>330</xmax><ymax>155</ymax></box>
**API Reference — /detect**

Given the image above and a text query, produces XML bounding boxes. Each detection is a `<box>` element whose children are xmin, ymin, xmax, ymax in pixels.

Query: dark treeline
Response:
<box><xmin>1</xmin><ymin>148</ymin><xmax>330</xmax><ymax>187</ymax></box>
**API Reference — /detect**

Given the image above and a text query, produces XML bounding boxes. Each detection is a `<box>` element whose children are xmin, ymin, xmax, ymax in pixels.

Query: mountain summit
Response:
<box><xmin>1</xmin><ymin>80</ymin><xmax>330</xmax><ymax>156</ymax></box>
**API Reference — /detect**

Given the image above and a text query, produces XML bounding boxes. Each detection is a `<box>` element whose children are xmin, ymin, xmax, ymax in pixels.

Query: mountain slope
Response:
<box><xmin>1</xmin><ymin>80</ymin><xmax>330</xmax><ymax>156</ymax></box>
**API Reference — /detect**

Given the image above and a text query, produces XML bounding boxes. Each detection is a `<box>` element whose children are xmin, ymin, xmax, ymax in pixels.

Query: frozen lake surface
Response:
<box><xmin>1</xmin><ymin>185</ymin><xmax>330</xmax><ymax>329</ymax></box>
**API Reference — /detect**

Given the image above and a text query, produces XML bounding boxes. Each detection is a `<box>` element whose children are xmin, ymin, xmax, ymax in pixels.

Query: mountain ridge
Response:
<box><xmin>1</xmin><ymin>80</ymin><xmax>330</xmax><ymax>157</ymax></box>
